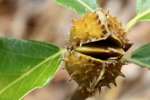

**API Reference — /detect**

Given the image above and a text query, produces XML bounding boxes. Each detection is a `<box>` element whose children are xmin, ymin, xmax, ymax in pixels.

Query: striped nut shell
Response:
<box><xmin>65</xmin><ymin>10</ymin><xmax>132</xmax><ymax>97</ymax></box>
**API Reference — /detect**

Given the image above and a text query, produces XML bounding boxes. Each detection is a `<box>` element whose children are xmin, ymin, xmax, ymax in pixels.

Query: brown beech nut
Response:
<box><xmin>65</xmin><ymin>9</ymin><xmax>132</xmax><ymax>97</ymax></box>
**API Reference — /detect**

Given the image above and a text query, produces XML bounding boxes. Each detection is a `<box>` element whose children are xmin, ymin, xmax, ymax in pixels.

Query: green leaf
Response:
<box><xmin>127</xmin><ymin>0</ymin><xmax>150</xmax><ymax>30</ymax></box>
<box><xmin>136</xmin><ymin>0</ymin><xmax>150</xmax><ymax>21</ymax></box>
<box><xmin>56</xmin><ymin>0</ymin><xmax>98</xmax><ymax>15</ymax></box>
<box><xmin>137</xmin><ymin>0</ymin><xmax>150</xmax><ymax>13</ymax></box>
<box><xmin>129</xmin><ymin>44</ymin><xmax>150</xmax><ymax>68</ymax></box>
<box><xmin>139</xmin><ymin>13</ymin><xmax>150</xmax><ymax>21</ymax></box>
<box><xmin>0</xmin><ymin>38</ymin><xmax>63</xmax><ymax>100</ymax></box>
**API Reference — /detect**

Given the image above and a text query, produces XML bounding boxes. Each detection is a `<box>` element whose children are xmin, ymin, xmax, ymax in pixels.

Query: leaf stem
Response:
<box><xmin>77</xmin><ymin>0</ymin><xmax>94</xmax><ymax>12</ymax></box>
<box><xmin>127</xmin><ymin>58</ymin><xmax>150</xmax><ymax>69</ymax></box>
<box><xmin>126</xmin><ymin>9</ymin><xmax>150</xmax><ymax>31</ymax></box>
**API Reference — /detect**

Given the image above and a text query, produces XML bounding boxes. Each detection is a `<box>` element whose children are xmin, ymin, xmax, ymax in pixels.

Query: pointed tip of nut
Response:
<box><xmin>107</xmin><ymin>84</ymin><xmax>111</xmax><ymax>88</ymax></box>
<box><xmin>120</xmin><ymin>72</ymin><xmax>125</xmax><ymax>78</ymax></box>
<box><xmin>113</xmin><ymin>81</ymin><xmax>117</xmax><ymax>86</ymax></box>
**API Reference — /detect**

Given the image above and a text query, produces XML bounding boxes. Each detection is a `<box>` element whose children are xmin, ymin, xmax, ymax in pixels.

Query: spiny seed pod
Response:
<box><xmin>65</xmin><ymin>9</ymin><xmax>132</xmax><ymax>97</ymax></box>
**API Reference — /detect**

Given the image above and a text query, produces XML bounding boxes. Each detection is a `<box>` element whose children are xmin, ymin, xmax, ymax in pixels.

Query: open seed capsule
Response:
<box><xmin>65</xmin><ymin>9</ymin><xmax>132</xmax><ymax>97</ymax></box>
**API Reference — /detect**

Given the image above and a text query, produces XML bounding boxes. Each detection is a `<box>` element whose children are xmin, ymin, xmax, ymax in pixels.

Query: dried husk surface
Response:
<box><xmin>65</xmin><ymin>10</ymin><xmax>132</xmax><ymax>98</ymax></box>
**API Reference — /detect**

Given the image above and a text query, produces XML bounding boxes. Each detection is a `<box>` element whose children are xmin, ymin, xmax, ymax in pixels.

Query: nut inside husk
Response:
<box><xmin>65</xmin><ymin>9</ymin><xmax>132</xmax><ymax>97</ymax></box>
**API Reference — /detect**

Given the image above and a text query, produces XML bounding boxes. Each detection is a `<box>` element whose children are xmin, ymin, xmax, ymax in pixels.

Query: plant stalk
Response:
<box><xmin>126</xmin><ymin>9</ymin><xmax>150</xmax><ymax>31</ymax></box>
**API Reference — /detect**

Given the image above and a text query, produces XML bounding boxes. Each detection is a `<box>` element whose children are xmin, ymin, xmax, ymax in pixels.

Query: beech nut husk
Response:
<box><xmin>64</xmin><ymin>9</ymin><xmax>132</xmax><ymax>97</ymax></box>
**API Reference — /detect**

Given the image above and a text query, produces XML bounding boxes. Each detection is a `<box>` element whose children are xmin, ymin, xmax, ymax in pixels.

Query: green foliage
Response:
<box><xmin>56</xmin><ymin>0</ymin><xmax>98</xmax><ymax>15</ymax></box>
<box><xmin>0</xmin><ymin>38</ymin><xmax>63</xmax><ymax>100</ymax></box>
<box><xmin>127</xmin><ymin>0</ymin><xmax>150</xmax><ymax>69</ymax></box>
<box><xmin>127</xmin><ymin>0</ymin><xmax>150</xmax><ymax>30</ymax></box>
<box><xmin>129</xmin><ymin>44</ymin><xmax>150</xmax><ymax>68</ymax></box>
<box><xmin>136</xmin><ymin>0</ymin><xmax>150</xmax><ymax>21</ymax></box>
<box><xmin>138</xmin><ymin>13</ymin><xmax>150</xmax><ymax>21</ymax></box>
<box><xmin>137</xmin><ymin>0</ymin><xmax>150</xmax><ymax>13</ymax></box>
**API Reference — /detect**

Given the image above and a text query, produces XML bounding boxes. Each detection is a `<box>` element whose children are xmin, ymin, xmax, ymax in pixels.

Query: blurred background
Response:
<box><xmin>0</xmin><ymin>0</ymin><xmax>150</xmax><ymax>100</ymax></box>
